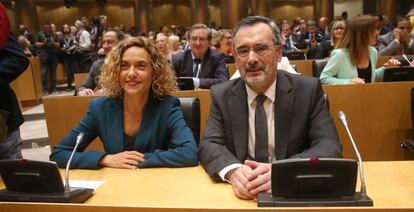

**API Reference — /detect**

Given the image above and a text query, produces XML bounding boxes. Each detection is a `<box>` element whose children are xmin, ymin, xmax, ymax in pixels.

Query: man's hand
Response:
<box><xmin>393</xmin><ymin>28</ymin><xmax>402</xmax><ymax>41</ymax></box>
<box><xmin>226</xmin><ymin>165</ymin><xmax>255</xmax><ymax>200</ymax></box>
<box><xmin>99</xmin><ymin>151</ymin><xmax>145</xmax><ymax>169</ymax></box>
<box><xmin>244</xmin><ymin>160</ymin><xmax>272</xmax><ymax>196</ymax></box>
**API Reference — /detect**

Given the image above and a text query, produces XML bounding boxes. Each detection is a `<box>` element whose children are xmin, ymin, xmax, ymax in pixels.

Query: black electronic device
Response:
<box><xmin>177</xmin><ymin>77</ymin><xmax>195</xmax><ymax>90</ymax></box>
<box><xmin>383</xmin><ymin>66</ymin><xmax>414</xmax><ymax>82</ymax></box>
<box><xmin>257</xmin><ymin>111</ymin><xmax>374</xmax><ymax>207</ymax></box>
<box><xmin>0</xmin><ymin>159</ymin><xmax>93</xmax><ymax>203</ymax></box>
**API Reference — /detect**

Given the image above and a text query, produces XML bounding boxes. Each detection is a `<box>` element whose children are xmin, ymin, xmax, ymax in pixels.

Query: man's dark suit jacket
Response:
<box><xmin>0</xmin><ymin>33</ymin><xmax>29</xmax><ymax>135</ymax></box>
<box><xmin>199</xmin><ymin>70</ymin><xmax>342</xmax><ymax>182</ymax></box>
<box><xmin>171</xmin><ymin>48</ymin><xmax>227</xmax><ymax>89</ymax></box>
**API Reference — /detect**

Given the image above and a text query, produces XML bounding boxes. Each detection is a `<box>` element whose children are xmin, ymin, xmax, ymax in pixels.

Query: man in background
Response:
<box><xmin>172</xmin><ymin>23</ymin><xmax>227</xmax><ymax>89</ymax></box>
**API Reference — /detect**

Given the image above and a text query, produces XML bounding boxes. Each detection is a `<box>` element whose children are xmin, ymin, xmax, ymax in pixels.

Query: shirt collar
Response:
<box><xmin>245</xmin><ymin>77</ymin><xmax>276</xmax><ymax>105</ymax></box>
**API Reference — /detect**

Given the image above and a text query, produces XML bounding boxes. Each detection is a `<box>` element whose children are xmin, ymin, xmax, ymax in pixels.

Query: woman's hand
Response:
<box><xmin>99</xmin><ymin>151</ymin><xmax>146</xmax><ymax>169</ymax></box>
<box><xmin>78</xmin><ymin>88</ymin><xmax>95</xmax><ymax>96</ymax></box>
<box><xmin>383</xmin><ymin>58</ymin><xmax>401</xmax><ymax>68</ymax></box>
<box><xmin>350</xmin><ymin>78</ymin><xmax>365</xmax><ymax>84</ymax></box>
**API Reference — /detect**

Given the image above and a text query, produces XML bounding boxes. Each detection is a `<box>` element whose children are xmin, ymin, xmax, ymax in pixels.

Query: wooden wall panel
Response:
<box><xmin>270</xmin><ymin>1</ymin><xmax>313</xmax><ymax>24</ymax></box>
<box><xmin>152</xmin><ymin>1</ymin><xmax>191</xmax><ymax>31</ymax></box>
<box><xmin>36</xmin><ymin>2</ymin><xmax>134</xmax><ymax>30</ymax></box>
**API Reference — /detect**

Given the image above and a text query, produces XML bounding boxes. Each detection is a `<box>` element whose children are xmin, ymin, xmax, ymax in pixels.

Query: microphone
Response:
<box><xmin>402</xmin><ymin>54</ymin><xmax>414</xmax><ymax>67</ymax></box>
<box><xmin>338</xmin><ymin>111</ymin><xmax>368</xmax><ymax>198</ymax></box>
<box><xmin>64</xmin><ymin>132</ymin><xmax>84</xmax><ymax>192</ymax></box>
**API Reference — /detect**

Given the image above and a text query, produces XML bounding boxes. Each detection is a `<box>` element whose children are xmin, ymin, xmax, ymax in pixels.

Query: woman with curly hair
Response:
<box><xmin>50</xmin><ymin>36</ymin><xmax>198</xmax><ymax>169</ymax></box>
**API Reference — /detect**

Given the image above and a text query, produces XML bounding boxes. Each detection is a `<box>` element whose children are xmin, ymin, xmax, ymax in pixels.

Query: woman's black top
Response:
<box><xmin>124</xmin><ymin>133</ymin><xmax>137</xmax><ymax>151</ymax></box>
<box><xmin>357</xmin><ymin>61</ymin><xmax>372</xmax><ymax>83</ymax></box>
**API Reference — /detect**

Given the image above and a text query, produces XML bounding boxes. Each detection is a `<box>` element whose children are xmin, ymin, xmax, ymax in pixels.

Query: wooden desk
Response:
<box><xmin>323</xmin><ymin>82</ymin><xmax>414</xmax><ymax>160</ymax></box>
<box><xmin>1</xmin><ymin>161</ymin><xmax>414</xmax><ymax>211</ymax></box>
<box><xmin>289</xmin><ymin>59</ymin><xmax>313</xmax><ymax>77</ymax></box>
<box><xmin>74</xmin><ymin>73</ymin><xmax>89</xmax><ymax>89</ymax></box>
<box><xmin>227</xmin><ymin>63</ymin><xmax>237</xmax><ymax>78</ymax></box>
<box><xmin>10</xmin><ymin>57</ymin><xmax>42</xmax><ymax>106</ymax></box>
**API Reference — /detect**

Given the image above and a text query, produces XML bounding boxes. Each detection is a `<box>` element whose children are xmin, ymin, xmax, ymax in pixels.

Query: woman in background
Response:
<box><xmin>50</xmin><ymin>37</ymin><xmax>198</xmax><ymax>169</ymax></box>
<box><xmin>320</xmin><ymin>15</ymin><xmax>400</xmax><ymax>85</ymax></box>
<box><xmin>314</xmin><ymin>20</ymin><xmax>345</xmax><ymax>59</ymax></box>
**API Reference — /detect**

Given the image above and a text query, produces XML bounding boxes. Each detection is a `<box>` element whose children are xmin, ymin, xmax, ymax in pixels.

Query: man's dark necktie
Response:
<box><xmin>193</xmin><ymin>58</ymin><xmax>201</xmax><ymax>77</ymax></box>
<box><xmin>255</xmin><ymin>94</ymin><xmax>268</xmax><ymax>163</ymax></box>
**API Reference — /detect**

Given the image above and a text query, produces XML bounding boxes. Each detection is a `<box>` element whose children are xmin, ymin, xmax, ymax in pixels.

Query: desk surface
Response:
<box><xmin>1</xmin><ymin>161</ymin><xmax>414</xmax><ymax>211</ymax></box>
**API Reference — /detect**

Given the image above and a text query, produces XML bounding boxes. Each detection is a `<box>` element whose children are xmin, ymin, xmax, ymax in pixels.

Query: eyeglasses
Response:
<box><xmin>398</xmin><ymin>26</ymin><xmax>410</xmax><ymax>30</ymax></box>
<box><xmin>235</xmin><ymin>43</ymin><xmax>276</xmax><ymax>58</ymax></box>
<box><xmin>333</xmin><ymin>27</ymin><xmax>344</xmax><ymax>30</ymax></box>
<box><xmin>189</xmin><ymin>36</ymin><xmax>208</xmax><ymax>42</ymax></box>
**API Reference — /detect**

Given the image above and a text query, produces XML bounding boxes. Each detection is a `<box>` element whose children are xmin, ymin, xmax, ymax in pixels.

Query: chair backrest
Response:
<box><xmin>178</xmin><ymin>97</ymin><xmax>200</xmax><ymax>145</ymax></box>
<box><xmin>312</xmin><ymin>59</ymin><xmax>329</xmax><ymax>78</ymax></box>
<box><xmin>285</xmin><ymin>51</ymin><xmax>306</xmax><ymax>60</ymax></box>
<box><xmin>383</xmin><ymin>67</ymin><xmax>414</xmax><ymax>82</ymax></box>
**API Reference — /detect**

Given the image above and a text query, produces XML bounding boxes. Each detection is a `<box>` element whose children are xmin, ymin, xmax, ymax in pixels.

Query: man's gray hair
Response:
<box><xmin>187</xmin><ymin>23</ymin><xmax>212</xmax><ymax>40</ymax></box>
<box><xmin>232</xmin><ymin>16</ymin><xmax>282</xmax><ymax>49</ymax></box>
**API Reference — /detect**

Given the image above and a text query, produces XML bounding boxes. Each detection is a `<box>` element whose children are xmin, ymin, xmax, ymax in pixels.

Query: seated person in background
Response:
<box><xmin>320</xmin><ymin>15</ymin><xmax>400</xmax><ymax>85</ymax></box>
<box><xmin>230</xmin><ymin>56</ymin><xmax>297</xmax><ymax>79</ymax></box>
<box><xmin>314</xmin><ymin>20</ymin><xmax>345</xmax><ymax>59</ymax></box>
<box><xmin>156</xmin><ymin>33</ymin><xmax>172</xmax><ymax>62</ymax></box>
<box><xmin>302</xmin><ymin>20</ymin><xmax>324</xmax><ymax>48</ymax></box>
<box><xmin>199</xmin><ymin>16</ymin><xmax>342</xmax><ymax>200</ymax></box>
<box><xmin>171</xmin><ymin>24</ymin><xmax>227</xmax><ymax>89</ymax></box>
<box><xmin>168</xmin><ymin>34</ymin><xmax>182</xmax><ymax>54</ymax></box>
<box><xmin>50</xmin><ymin>37</ymin><xmax>198</xmax><ymax>169</ymax></box>
<box><xmin>281</xmin><ymin>23</ymin><xmax>303</xmax><ymax>53</ymax></box>
<box><xmin>317</xmin><ymin>17</ymin><xmax>330</xmax><ymax>37</ymax></box>
<box><xmin>77</xmin><ymin>30</ymin><xmax>124</xmax><ymax>96</ymax></box>
<box><xmin>212</xmin><ymin>29</ymin><xmax>233</xmax><ymax>56</ymax></box>
<box><xmin>377</xmin><ymin>16</ymin><xmax>414</xmax><ymax>56</ymax></box>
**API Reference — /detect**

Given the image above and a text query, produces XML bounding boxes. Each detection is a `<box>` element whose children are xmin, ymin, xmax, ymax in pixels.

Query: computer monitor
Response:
<box><xmin>383</xmin><ymin>66</ymin><xmax>414</xmax><ymax>82</ymax></box>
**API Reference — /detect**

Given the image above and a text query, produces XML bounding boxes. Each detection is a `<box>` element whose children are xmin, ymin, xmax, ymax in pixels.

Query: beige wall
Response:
<box><xmin>334</xmin><ymin>0</ymin><xmax>363</xmax><ymax>19</ymax></box>
<box><xmin>270</xmin><ymin>1</ymin><xmax>314</xmax><ymax>24</ymax></box>
<box><xmin>152</xmin><ymin>0</ymin><xmax>191</xmax><ymax>31</ymax></box>
<box><xmin>36</xmin><ymin>2</ymin><xmax>134</xmax><ymax>30</ymax></box>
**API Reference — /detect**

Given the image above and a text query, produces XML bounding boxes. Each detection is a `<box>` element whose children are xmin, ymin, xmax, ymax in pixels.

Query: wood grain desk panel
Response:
<box><xmin>43</xmin><ymin>96</ymin><xmax>104</xmax><ymax>151</ymax></box>
<box><xmin>323</xmin><ymin>82</ymin><xmax>414</xmax><ymax>160</ymax></box>
<box><xmin>1</xmin><ymin>161</ymin><xmax>414</xmax><ymax>211</ymax></box>
<box><xmin>10</xmin><ymin>57</ymin><xmax>42</xmax><ymax>103</ymax></box>
<box><xmin>289</xmin><ymin>59</ymin><xmax>313</xmax><ymax>77</ymax></box>
<box><xmin>74</xmin><ymin>73</ymin><xmax>89</xmax><ymax>89</ymax></box>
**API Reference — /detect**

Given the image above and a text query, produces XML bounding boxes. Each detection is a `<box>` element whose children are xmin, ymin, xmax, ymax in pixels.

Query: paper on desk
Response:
<box><xmin>68</xmin><ymin>180</ymin><xmax>105</xmax><ymax>191</ymax></box>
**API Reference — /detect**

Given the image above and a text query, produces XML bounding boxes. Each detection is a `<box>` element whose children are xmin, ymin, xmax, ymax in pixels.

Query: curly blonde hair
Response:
<box><xmin>99</xmin><ymin>36</ymin><xmax>176</xmax><ymax>99</ymax></box>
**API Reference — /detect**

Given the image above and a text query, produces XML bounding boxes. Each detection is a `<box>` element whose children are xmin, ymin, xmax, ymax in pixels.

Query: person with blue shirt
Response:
<box><xmin>50</xmin><ymin>36</ymin><xmax>198</xmax><ymax>169</ymax></box>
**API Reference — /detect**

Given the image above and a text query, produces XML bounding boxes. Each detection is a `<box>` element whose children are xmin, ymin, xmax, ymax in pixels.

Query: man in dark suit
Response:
<box><xmin>171</xmin><ymin>24</ymin><xmax>227</xmax><ymax>89</ymax></box>
<box><xmin>302</xmin><ymin>20</ymin><xmax>324</xmax><ymax>48</ymax></box>
<box><xmin>0</xmin><ymin>3</ymin><xmax>30</xmax><ymax>158</ymax></box>
<box><xmin>199</xmin><ymin>16</ymin><xmax>342</xmax><ymax>200</ymax></box>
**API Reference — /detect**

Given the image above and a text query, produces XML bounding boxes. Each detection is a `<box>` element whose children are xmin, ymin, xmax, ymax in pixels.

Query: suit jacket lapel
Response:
<box><xmin>275</xmin><ymin>72</ymin><xmax>293</xmax><ymax>159</ymax></box>
<box><xmin>229</xmin><ymin>79</ymin><xmax>249</xmax><ymax>161</ymax></box>
<box><xmin>200</xmin><ymin>49</ymin><xmax>212</xmax><ymax>78</ymax></box>
<box><xmin>108</xmin><ymin>99</ymin><xmax>125</xmax><ymax>153</ymax></box>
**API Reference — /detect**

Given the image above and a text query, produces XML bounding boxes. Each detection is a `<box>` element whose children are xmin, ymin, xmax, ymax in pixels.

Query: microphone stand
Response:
<box><xmin>65</xmin><ymin>133</ymin><xmax>84</xmax><ymax>192</ymax></box>
<box><xmin>338</xmin><ymin>111</ymin><xmax>373</xmax><ymax>205</ymax></box>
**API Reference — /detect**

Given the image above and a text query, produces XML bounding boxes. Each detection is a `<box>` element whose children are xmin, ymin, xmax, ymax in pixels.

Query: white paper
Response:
<box><xmin>68</xmin><ymin>180</ymin><xmax>105</xmax><ymax>191</ymax></box>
